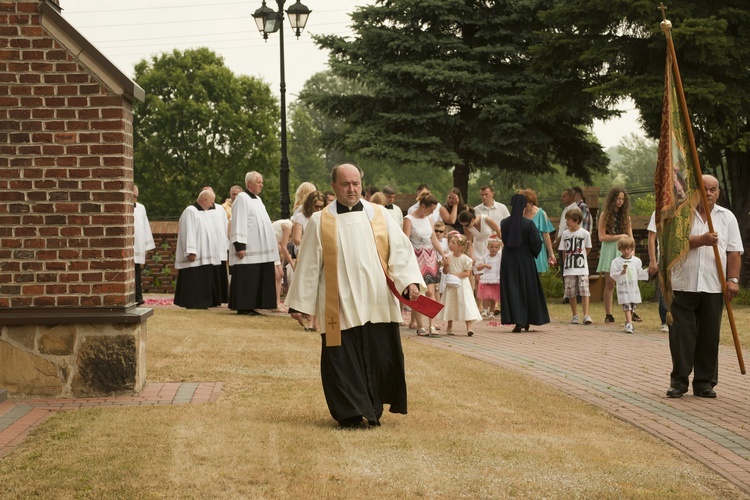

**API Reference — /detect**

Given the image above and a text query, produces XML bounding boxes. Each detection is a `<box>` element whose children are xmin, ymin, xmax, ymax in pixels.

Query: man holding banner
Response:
<box><xmin>286</xmin><ymin>164</ymin><xmax>437</xmax><ymax>428</ymax></box>
<box><xmin>666</xmin><ymin>175</ymin><xmax>743</xmax><ymax>398</ymax></box>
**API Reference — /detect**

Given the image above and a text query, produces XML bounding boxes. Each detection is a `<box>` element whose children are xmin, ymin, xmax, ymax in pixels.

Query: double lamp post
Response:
<box><xmin>252</xmin><ymin>0</ymin><xmax>311</xmax><ymax>219</ymax></box>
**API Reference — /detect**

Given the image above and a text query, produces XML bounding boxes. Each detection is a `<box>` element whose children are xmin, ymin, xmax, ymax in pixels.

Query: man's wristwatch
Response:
<box><xmin>727</xmin><ymin>278</ymin><xmax>739</xmax><ymax>284</ymax></box>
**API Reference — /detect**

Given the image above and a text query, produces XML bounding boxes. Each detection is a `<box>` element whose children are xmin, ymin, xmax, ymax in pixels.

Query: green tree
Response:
<box><xmin>133</xmin><ymin>48</ymin><xmax>280</xmax><ymax>218</ymax></box>
<box><xmin>303</xmin><ymin>0</ymin><xmax>609</xmax><ymax>199</ymax></box>
<box><xmin>532</xmin><ymin>1</ymin><xmax>750</xmax><ymax>250</ymax></box>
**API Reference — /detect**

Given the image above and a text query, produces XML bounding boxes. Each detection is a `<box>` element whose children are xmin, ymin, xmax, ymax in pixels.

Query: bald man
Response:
<box><xmin>173</xmin><ymin>189</ymin><xmax>223</xmax><ymax>309</ymax></box>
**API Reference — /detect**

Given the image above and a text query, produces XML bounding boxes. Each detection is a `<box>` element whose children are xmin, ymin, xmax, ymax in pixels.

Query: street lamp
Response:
<box><xmin>253</xmin><ymin>0</ymin><xmax>312</xmax><ymax>219</ymax></box>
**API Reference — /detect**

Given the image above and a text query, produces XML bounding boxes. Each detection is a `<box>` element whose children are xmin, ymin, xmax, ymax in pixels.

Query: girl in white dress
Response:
<box><xmin>438</xmin><ymin>234</ymin><xmax>483</xmax><ymax>336</ymax></box>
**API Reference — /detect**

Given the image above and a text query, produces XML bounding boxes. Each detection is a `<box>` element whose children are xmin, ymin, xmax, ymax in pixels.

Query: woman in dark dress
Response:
<box><xmin>500</xmin><ymin>193</ymin><xmax>550</xmax><ymax>332</ymax></box>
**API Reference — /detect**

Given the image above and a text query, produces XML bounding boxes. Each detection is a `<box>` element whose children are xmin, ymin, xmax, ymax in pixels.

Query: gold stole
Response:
<box><xmin>320</xmin><ymin>207</ymin><xmax>390</xmax><ymax>347</ymax></box>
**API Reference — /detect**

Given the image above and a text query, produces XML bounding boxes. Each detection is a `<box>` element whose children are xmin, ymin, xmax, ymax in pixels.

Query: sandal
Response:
<box><xmin>416</xmin><ymin>328</ymin><xmax>428</xmax><ymax>336</ymax></box>
<box><xmin>446</xmin><ymin>330</ymin><xmax>454</xmax><ymax>336</ymax></box>
<box><xmin>428</xmin><ymin>326</ymin><xmax>439</xmax><ymax>337</ymax></box>
<box><xmin>467</xmin><ymin>330</ymin><xmax>474</xmax><ymax>337</ymax></box>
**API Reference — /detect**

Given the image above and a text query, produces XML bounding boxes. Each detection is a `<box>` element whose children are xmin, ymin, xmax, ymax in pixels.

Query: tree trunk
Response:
<box><xmin>452</xmin><ymin>162</ymin><xmax>470</xmax><ymax>202</ymax></box>
<box><xmin>726</xmin><ymin>150</ymin><xmax>750</xmax><ymax>285</ymax></box>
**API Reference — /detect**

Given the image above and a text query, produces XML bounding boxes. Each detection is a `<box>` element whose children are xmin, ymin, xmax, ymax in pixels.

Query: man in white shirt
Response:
<box><xmin>473</xmin><ymin>185</ymin><xmax>510</xmax><ymax>227</ymax></box>
<box><xmin>555</xmin><ymin>188</ymin><xmax>578</xmax><ymax>246</ymax></box>
<box><xmin>381</xmin><ymin>185</ymin><xmax>403</xmax><ymax>227</ymax></box>
<box><xmin>666</xmin><ymin>175</ymin><xmax>743</xmax><ymax>399</ymax></box>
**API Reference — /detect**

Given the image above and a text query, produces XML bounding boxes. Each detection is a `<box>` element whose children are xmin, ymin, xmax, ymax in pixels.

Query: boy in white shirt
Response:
<box><xmin>558</xmin><ymin>208</ymin><xmax>593</xmax><ymax>325</ymax></box>
<box><xmin>609</xmin><ymin>236</ymin><xmax>649</xmax><ymax>334</ymax></box>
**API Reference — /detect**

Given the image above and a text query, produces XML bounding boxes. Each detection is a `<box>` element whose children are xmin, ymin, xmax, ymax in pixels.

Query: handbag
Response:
<box><xmin>444</xmin><ymin>274</ymin><xmax>461</xmax><ymax>288</ymax></box>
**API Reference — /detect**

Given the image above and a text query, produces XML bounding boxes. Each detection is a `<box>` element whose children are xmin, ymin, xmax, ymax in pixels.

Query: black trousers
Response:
<box><xmin>135</xmin><ymin>263</ymin><xmax>143</xmax><ymax>304</ymax></box>
<box><xmin>668</xmin><ymin>291</ymin><xmax>723</xmax><ymax>392</ymax></box>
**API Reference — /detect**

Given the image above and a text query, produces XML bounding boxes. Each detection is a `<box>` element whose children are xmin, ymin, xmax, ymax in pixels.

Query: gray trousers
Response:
<box><xmin>668</xmin><ymin>291</ymin><xmax>723</xmax><ymax>392</ymax></box>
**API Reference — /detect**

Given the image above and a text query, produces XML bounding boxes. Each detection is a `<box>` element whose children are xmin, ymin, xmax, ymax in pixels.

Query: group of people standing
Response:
<box><xmin>133</xmin><ymin>167</ymin><xmax>743</xmax><ymax>427</ymax></box>
<box><xmin>164</xmin><ymin>172</ymin><xmax>281</xmax><ymax>315</ymax></box>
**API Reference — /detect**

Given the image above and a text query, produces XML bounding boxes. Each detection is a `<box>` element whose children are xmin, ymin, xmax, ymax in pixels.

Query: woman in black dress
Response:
<box><xmin>500</xmin><ymin>193</ymin><xmax>550</xmax><ymax>332</ymax></box>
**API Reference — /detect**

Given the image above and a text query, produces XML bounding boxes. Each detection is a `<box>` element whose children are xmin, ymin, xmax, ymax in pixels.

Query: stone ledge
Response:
<box><xmin>0</xmin><ymin>307</ymin><xmax>153</xmax><ymax>326</ymax></box>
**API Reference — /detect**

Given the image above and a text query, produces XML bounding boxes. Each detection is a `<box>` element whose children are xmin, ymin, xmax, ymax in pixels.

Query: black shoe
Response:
<box><xmin>666</xmin><ymin>387</ymin><xmax>687</xmax><ymax>398</ymax></box>
<box><xmin>562</xmin><ymin>298</ymin><xmax>569</xmax><ymax>304</ymax></box>
<box><xmin>512</xmin><ymin>325</ymin><xmax>522</xmax><ymax>333</ymax></box>
<box><xmin>632</xmin><ymin>312</ymin><xmax>642</xmax><ymax>322</ymax></box>
<box><xmin>694</xmin><ymin>388</ymin><xmax>717</xmax><ymax>398</ymax></box>
<box><xmin>238</xmin><ymin>309</ymin><xmax>261</xmax><ymax>316</ymax></box>
<box><xmin>605</xmin><ymin>314</ymin><xmax>615</xmax><ymax>323</ymax></box>
<box><xmin>339</xmin><ymin>416</ymin><xmax>363</xmax><ymax>428</ymax></box>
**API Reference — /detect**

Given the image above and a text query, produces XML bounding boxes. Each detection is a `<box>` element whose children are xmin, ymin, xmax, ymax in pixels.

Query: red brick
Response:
<box><xmin>58</xmin><ymin>295</ymin><xmax>81</xmax><ymax>306</ymax></box>
<box><xmin>19</xmin><ymin>73</ymin><xmax>39</xmax><ymax>83</ymax></box>
<box><xmin>22</xmin><ymin>285</ymin><xmax>44</xmax><ymax>294</ymax></box>
<box><xmin>33</xmin><ymin>296</ymin><xmax>56</xmax><ymax>307</ymax></box>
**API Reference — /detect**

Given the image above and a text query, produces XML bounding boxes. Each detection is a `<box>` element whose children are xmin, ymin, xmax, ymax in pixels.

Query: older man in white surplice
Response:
<box><xmin>228</xmin><ymin>171</ymin><xmax>279</xmax><ymax>315</ymax></box>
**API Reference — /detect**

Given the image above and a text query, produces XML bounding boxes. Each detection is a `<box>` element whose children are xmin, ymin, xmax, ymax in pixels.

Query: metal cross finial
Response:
<box><xmin>659</xmin><ymin>3</ymin><xmax>668</xmax><ymax>21</ymax></box>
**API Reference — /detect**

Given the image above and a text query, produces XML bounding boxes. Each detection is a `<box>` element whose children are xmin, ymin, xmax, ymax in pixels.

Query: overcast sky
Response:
<box><xmin>60</xmin><ymin>0</ymin><xmax>643</xmax><ymax>149</ymax></box>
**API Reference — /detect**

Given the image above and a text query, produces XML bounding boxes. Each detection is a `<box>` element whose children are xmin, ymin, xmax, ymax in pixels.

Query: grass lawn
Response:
<box><xmin>1</xmin><ymin>302</ymin><xmax>747</xmax><ymax>498</ymax></box>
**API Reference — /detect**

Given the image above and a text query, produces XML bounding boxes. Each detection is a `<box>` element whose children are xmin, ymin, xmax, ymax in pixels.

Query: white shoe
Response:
<box><xmin>583</xmin><ymin>315</ymin><xmax>593</xmax><ymax>325</ymax></box>
<box><xmin>624</xmin><ymin>323</ymin><xmax>634</xmax><ymax>334</ymax></box>
<box><xmin>571</xmin><ymin>315</ymin><xmax>580</xmax><ymax>325</ymax></box>
<box><xmin>481</xmin><ymin>309</ymin><xmax>489</xmax><ymax>319</ymax></box>
<box><xmin>660</xmin><ymin>323</ymin><xmax>669</xmax><ymax>332</ymax></box>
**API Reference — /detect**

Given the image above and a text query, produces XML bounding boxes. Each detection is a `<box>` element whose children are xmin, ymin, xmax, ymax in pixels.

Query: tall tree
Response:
<box><xmin>133</xmin><ymin>48</ymin><xmax>280</xmax><ymax>218</ymax></box>
<box><xmin>303</xmin><ymin>0</ymin><xmax>609</xmax><ymax>198</ymax></box>
<box><xmin>532</xmin><ymin>1</ymin><xmax>750</xmax><ymax>250</ymax></box>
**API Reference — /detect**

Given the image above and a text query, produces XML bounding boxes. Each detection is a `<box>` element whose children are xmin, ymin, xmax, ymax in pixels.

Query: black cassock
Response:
<box><xmin>499</xmin><ymin>217</ymin><xmax>550</xmax><ymax>327</ymax></box>
<box><xmin>320</xmin><ymin>322</ymin><xmax>407</xmax><ymax>426</ymax></box>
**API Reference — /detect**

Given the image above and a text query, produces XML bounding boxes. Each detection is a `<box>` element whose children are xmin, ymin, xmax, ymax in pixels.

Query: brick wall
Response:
<box><xmin>0</xmin><ymin>0</ymin><xmax>136</xmax><ymax>309</ymax></box>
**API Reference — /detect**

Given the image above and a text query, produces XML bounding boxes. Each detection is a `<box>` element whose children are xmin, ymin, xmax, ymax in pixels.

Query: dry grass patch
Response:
<box><xmin>0</xmin><ymin>307</ymin><xmax>745</xmax><ymax>498</ymax></box>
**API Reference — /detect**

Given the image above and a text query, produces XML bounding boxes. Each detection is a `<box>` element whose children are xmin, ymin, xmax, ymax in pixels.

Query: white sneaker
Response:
<box><xmin>624</xmin><ymin>323</ymin><xmax>634</xmax><ymax>334</ymax></box>
<box><xmin>571</xmin><ymin>315</ymin><xmax>580</xmax><ymax>324</ymax></box>
<box><xmin>583</xmin><ymin>315</ymin><xmax>593</xmax><ymax>325</ymax></box>
<box><xmin>660</xmin><ymin>323</ymin><xmax>669</xmax><ymax>332</ymax></box>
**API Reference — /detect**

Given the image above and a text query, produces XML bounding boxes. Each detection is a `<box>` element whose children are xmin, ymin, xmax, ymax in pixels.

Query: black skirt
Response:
<box><xmin>320</xmin><ymin>322</ymin><xmax>408</xmax><ymax>425</ymax></box>
<box><xmin>228</xmin><ymin>261</ymin><xmax>277</xmax><ymax>311</ymax></box>
<box><xmin>174</xmin><ymin>265</ymin><xmax>222</xmax><ymax>309</ymax></box>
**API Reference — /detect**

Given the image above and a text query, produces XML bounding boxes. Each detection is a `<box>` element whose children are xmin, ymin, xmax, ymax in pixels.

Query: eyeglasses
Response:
<box><xmin>435</xmin><ymin>230</ymin><xmax>444</xmax><ymax>233</ymax></box>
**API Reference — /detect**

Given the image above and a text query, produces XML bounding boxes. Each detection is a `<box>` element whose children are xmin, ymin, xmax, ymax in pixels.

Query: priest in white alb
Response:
<box><xmin>286</xmin><ymin>163</ymin><xmax>428</xmax><ymax>428</ymax></box>
<box><xmin>228</xmin><ymin>171</ymin><xmax>279</xmax><ymax>315</ymax></box>
<box><xmin>173</xmin><ymin>189</ymin><xmax>222</xmax><ymax>309</ymax></box>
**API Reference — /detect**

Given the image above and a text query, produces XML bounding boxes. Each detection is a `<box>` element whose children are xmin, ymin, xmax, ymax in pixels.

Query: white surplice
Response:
<box><xmin>286</xmin><ymin>200</ymin><xmax>425</xmax><ymax>333</ymax></box>
<box><xmin>133</xmin><ymin>202</ymin><xmax>155</xmax><ymax>265</ymax></box>
<box><xmin>175</xmin><ymin>204</ymin><xmax>219</xmax><ymax>269</ymax></box>
<box><xmin>229</xmin><ymin>192</ymin><xmax>279</xmax><ymax>266</ymax></box>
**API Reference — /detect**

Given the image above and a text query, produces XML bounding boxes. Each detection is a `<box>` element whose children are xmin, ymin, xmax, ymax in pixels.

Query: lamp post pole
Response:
<box><xmin>253</xmin><ymin>0</ymin><xmax>310</xmax><ymax>220</ymax></box>
<box><xmin>276</xmin><ymin>0</ymin><xmax>290</xmax><ymax>219</ymax></box>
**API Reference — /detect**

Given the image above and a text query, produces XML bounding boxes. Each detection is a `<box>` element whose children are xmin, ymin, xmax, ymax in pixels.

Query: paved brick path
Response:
<box><xmin>0</xmin><ymin>382</ymin><xmax>222</xmax><ymax>457</ymax></box>
<box><xmin>409</xmin><ymin>319</ymin><xmax>750</xmax><ymax>495</ymax></box>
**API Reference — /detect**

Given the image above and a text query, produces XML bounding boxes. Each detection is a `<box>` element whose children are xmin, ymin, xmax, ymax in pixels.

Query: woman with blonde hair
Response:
<box><xmin>292</xmin><ymin>182</ymin><xmax>316</xmax><ymax>216</ymax></box>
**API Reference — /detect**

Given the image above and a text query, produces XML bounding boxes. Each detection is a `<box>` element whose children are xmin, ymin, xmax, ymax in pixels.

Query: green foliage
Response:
<box><xmin>631</xmin><ymin>193</ymin><xmax>656</xmax><ymax>216</ymax></box>
<box><xmin>302</xmin><ymin>0</ymin><xmax>609</xmax><ymax>197</ymax></box>
<box><xmin>532</xmin><ymin>1</ymin><xmax>750</xmax><ymax>280</ymax></box>
<box><xmin>133</xmin><ymin>48</ymin><xmax>280</xmax><ymax>219</ymax></box>
<box><xmin>539</xmin><ymin>268</ymin><xmax>564</xmax><ymax>299</ymax></box>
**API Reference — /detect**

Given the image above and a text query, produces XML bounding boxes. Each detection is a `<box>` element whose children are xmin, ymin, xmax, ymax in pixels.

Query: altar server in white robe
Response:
<box><xmin>381</xmin><ymin>185</ymin><xmax>404</xmax><ymax>227</ymax></box>
<box><xmin>133</xmin><ymin>185</ymin><xmax>155</xmax><ymax>306</ymax></box>
<box><xmin>174</xmin><ymin>190</ymin><xmax>222</xmax><ymax>309</ymax></box>
<box><xmin>228</xmin><ymin>171</ymin><xmax>280</xmax><ymax>315</ymax></box>
<box><xmin>286</xmin><ymin>163</ymin><xmax>425</xmax><ymax>428</ymax></box>
<box><xmin>204</xmin><ymin>189</ymin><xmax>230</xmax><ymax>304</ymax></box>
